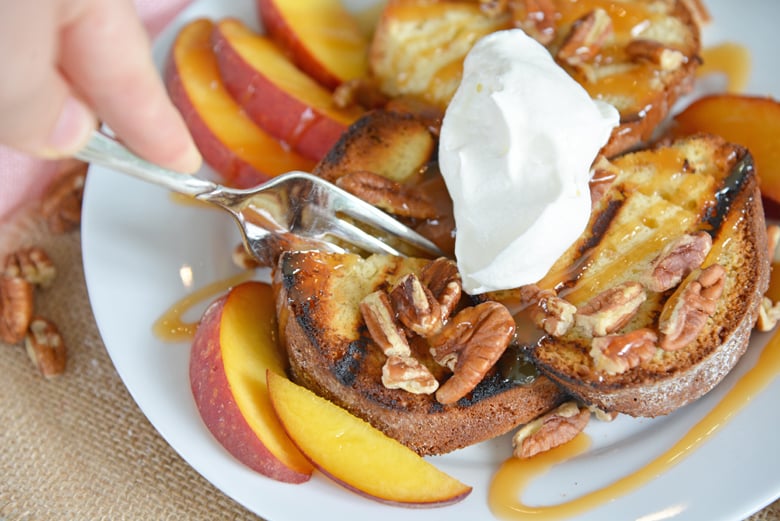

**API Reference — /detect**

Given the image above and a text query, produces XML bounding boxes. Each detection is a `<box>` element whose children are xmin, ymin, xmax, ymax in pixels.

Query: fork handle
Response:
<box><xmin>75</xmin><ymin>130</ymin><xmax>217</xmax><ymax>197</ymax></box>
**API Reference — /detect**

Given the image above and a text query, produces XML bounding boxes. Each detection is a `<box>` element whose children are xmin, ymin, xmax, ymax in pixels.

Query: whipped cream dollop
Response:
<box><xmin>439</xmin><ymin>29</ymin><xmax>619</xmax><ymax>295</ymax></box>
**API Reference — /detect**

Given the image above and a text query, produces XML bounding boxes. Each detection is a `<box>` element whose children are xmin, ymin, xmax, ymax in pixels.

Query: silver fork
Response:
<box><xmin>76</xmin><ymin>131</ymin><xmax>444</xmax><ymax>265</ymax></box>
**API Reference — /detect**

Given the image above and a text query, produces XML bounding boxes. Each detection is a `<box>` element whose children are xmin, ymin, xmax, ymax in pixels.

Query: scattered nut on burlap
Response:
<box><xmin>0</xmin><ymin>203</ymin><xmax>264</xmax><ymax>521</ymax></box>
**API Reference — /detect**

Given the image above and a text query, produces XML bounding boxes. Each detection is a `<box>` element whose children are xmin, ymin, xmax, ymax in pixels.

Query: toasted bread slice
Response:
<box><xmin>369</xmin><ymin>0</ymin><xmax>701</xmax><ymax>157</ymax></box>
<box><xmin>520</xmin><ymin>134</ymin><xmax>768</xmax><ymax>417</ymax></box>
<box><xmin>274</xmin><ymin>251</ymin><xmax>566</xmax><ymax>455</ymax></box>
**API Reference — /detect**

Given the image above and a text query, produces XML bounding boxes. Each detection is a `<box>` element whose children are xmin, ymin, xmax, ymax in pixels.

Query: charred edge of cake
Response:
<box><xmin>703</xmin><ymin>149</ymin><xmax>753</xmax><ymax>234</ymax></box>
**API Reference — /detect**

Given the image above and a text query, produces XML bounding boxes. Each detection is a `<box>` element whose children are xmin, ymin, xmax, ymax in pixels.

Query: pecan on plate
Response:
<box><xmin>4</xmin><ymin>247</ymin><xmax>56</xmax><ymax>288</ymax></box>
<box><xmin>575</xmin><ymin>281</ymin><xmax>646</xmax><ymax>337</ymax></box>
<box><xmin>589</xmin><ymin>328</ymin><xmax>658</xmax><ymax>375</ymax></box>
<box><xmin>335</xmin><ymin>171</ymin><xmax>438</xmax><ymax>219</ymax></box>
<box><xmin>512</xmin><ymin>401</ymin><xmax>590</xmax><ymax>459</ymax></box>
<box><xmin>25</xmin><ymin>317</ymin><xmax>66</xmax><ymax>379</ymax></box>
<box><xmin>429</xmin><ymin>301</ymin><xmax>515</xmax><ymax>404</ymax></box>
<box><xmin>641</xmin><ymin>232</ymin><xmax>712</xmax><ymax>292</ymax></box>
<box><xmin>381</xmin><ymin>354</ymin><xmax>438</xmax><ymax>394</ymax></box>
<box><xmin>0</xmin><ymin>275</ymin><xmax>34</xmax><ymax>344</ymax></box>
<box><xmin>556</xmin><ymin>8</ymin><xmax>613</xmax><ymax>68</ymax></box>
<box><xmin>659</xmin><ymin>264</ymin><xmax>726</xmax><ymax>351</ymax></box>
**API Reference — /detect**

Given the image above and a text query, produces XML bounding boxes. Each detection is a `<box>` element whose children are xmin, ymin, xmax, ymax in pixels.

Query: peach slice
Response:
<box><xmin>671</xmin><ymin>94</ymin><xmax>780</xmax><ymax>205</ymax></box>
<box><xmin>190</xmin><ymin>281</ymin><xmax>313</xmax><ymax>483</ymax></box>
<box><xmin>256</xmin><ymin>0</ymin><xmax>369</xmax><ymax>89</ymax></box>
<box><xmin>213</xmin><ymin>18</ymin><xmax>363</xmax><ymax>161</ymax></box>
<box><xmin>165</xmin><ymin>19</ymin><xmax>315</xmax><ymax>188</ymax></box>
<box><xmin>266</xmin><ymin>371</ymin><xmax>472</xmax><ymax>506</ymax></box>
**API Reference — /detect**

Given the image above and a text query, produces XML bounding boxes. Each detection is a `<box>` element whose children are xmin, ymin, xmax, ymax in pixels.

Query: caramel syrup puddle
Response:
<box><xmin>153</xmin><ymin>271</ymin><xmax>254</xmax><ymax>342</ymax></box>
<box><xmin>699</xmin><ymin>42</ymin><xmax>752</xmax><ymax>94</ymax></box>
<box><xmin>489</xmin><ymin>328</ymin><xmax>780</xmax><ymax>519</ymax></box>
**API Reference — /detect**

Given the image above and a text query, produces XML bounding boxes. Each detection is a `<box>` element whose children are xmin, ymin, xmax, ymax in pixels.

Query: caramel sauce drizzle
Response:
<box><xmin>153</xmin><ymin>271</ymin><xmax>254</xmax><ymax>342</ymax></box>
<box><xmin>489</xmin><ymin>327</ymin><xmax>780</xmax><ymax>519</ymax></box>
<box><xmin>699</xmin><ymin>42</ymin><xmax>752</xmax><ymax>94</ymax></box>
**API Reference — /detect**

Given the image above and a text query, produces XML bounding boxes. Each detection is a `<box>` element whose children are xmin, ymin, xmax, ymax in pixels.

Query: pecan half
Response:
<box><xmin>589</xmin><ymin>328</ymin><xmax>658</xmax><ymax>375</ymax></box>
<box><xmin>509</xmin><ymin>0</ymin><xmax>556</xmax><ymax>45</ymax></box>
<box><xmin>557</xmin><ymin>8</ymin><xmax>613</xmax><ymax>67</ymax></box>
<box><xmin>41</xmin><ymin>161</ymin><xmax>87</xmax><ymax>234</ymax></box>
<box><xmin>4</xmin><ymin>247</ymin><xmax>56</xmax><ymax>288</ymax></box>
<box><xmin>360</xmin><ymin>290</ymin><xmax>411</xmax><ymax>357</ymax></box>
<box><xmin>512</xmin><ymin>401</ymin><xmax>590</xmax><ymax>459</ymax></box>
<box><xmin>335</xmin><ymin>171</ymin><xmax>438</xmax><ymax>219</ymax></box>
<box><xmin>381</xmin><ymin>355</ymin><xmax>438</xmax><ymax>394</ymax></box>
<box><xmin>0</xmin><ymin>276</ymin><xmax>34</xmax><ymax>344</ymax></box>
<box><xmin>420</xmin><ymin>257</ymin><xmax>462</xmax><ymax>320</ymax></box>
<box><xmin>626</xmin><ymin>39</ymin><xmax>686</xmax><ymax>71</ymax></box>
<box><xmin>659</xmin><ymin>264</ymin><xmax>726</xmax><ymax>351</ymax></box>
<box><xmin>25</xmin><ymin>317</ymin><xmax>66</xmax><ymax>379</ymax></box>
<box><xmin>642</xmin><ymin>232</ymin><xmax>712</xmax><ymax>292</ymax></box>
<box><xmin>390</xmin><ymin>273</ymin><xmax>444</xmax><ymax>337</ymax></box>
<box><xmin>575</xmin><ymin>281</ymin><xmax>647</xmax><ymax>337</ymax></box>
<box><xmin>429</xmin><ymin>301</ymin><xmax>515</xmax><ymax>404</ymax></box>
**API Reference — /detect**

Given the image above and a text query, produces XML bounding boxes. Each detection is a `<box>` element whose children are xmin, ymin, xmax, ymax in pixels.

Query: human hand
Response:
<box><xmin>0</xmin><ymin>0</ymin><xmax>201</xmax><ymax>173</ymax></box>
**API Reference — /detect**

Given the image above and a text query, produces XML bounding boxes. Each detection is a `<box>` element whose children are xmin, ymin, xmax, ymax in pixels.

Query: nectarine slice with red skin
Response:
<box><xmin>266</xmin><ymin>371</ymin><xmax>472</xmax><ymax>507</ymax></box>
<box><xmin>671</xmin><ymin>94</ymin><xmax>780</xmax><ymax>205</ymax></box>
<box><xmin>190</xmin><ymin>282</ymin><xmax>313</xmax><ymax>483</ymax></box>
<box><xmin>257</xmin><ymin>0</ymin><xmax>368</xmax><ymax>89</ymax></box>
<box><xmin>165</xmin><ymin>19</ymin><xmax>315</xmax><ymax>188</ymax></box>
<box><xmin>213</xmin><ymin>19</ymin><xmax>363</xmax><ymax>161</ymax></box>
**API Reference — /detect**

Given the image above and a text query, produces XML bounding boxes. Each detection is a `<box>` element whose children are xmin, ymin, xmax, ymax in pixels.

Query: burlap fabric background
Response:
<box><xmin>0</xmin><ymin>205</ymin><xmax>778</xmax><ymax>521</ymax></box>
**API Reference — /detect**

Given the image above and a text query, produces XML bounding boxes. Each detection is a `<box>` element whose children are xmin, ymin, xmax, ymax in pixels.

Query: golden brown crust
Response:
<box><xmin>528</xmin><ymin>135</ymin><xmax>769</xmax><ymax>417</ymax></box>
<box><xmin>273</xmin><ymin>251</ymin><xmax>566</xmax><ymax>455</ymax></box>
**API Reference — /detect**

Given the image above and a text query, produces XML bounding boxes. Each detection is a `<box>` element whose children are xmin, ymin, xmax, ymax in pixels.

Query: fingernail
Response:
<box><xmin>41</xmin><ymin>97</ymin><xmax>96</xmax><ymax>157</ymax></box>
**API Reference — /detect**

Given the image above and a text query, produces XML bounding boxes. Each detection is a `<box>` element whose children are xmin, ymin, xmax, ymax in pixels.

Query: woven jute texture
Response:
<box><xmin>0</xmin><ymin>206</ymin><xmax>777</xmax><ymax>521</ymax></box>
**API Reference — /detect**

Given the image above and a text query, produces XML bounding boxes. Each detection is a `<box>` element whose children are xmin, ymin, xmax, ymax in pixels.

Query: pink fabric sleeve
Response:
<box><xmin>0</xmin><ymin>0</ymin><xmax>192</xmax><ymax>223</ymax></box>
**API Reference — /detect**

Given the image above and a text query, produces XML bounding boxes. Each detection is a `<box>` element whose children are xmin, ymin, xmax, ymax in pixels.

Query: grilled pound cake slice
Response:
<box><xmin>524</xmin><ymin>134</ymin><xmax>769</xmax><ymax>417</ymax></box>
<box><xmin>369</xmin><ymin>0</ymin><xmax>700</xmax><ymax>157</ymax></box>
<box><xmin>274</xmin><ymin>252</ymin><xmax>566</xmax><ymax>455</ymax></box>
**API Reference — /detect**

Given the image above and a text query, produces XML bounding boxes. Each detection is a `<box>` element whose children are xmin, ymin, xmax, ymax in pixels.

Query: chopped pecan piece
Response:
<box><xmin>590</xmin><ymin>328</ymin><xmax>658</xmax><ymax>375</ymax></box>
<box><xmin>390</xmin><ymin>273</ymin><xmax>444</xmax><ymax>337</ymax></box>
<box><xmin>332</xmin><ymin>78</ymin><xmax>389</xmax><ymax>110</ymax></box>
<box><xmin>4</xmin><ymin>247</ymin><xmax>56</xmax><ymax>288</ymax></box>
<box><xmin>530</xmin><ymin>290</ymin><xmax>577</xmax><ymax>337</ymax></box>
<box><xmin>557</xmin><ymin>8</ymin><xmax>613</xmax><ymax>67</ymax></box>
<box><xmin>335</xmin><ymin>171</ymin><xmax>438</xmax><ymax>219</ymax></box>
<box><xmin>512</xmin><ymin>401</ymin><xmax>590</xmax><ymax>459</ymax></box>
<box><xmin>381</xmin><ymin>355</ymin><xmax>438</xmax><ymax>394</ymax></box>
<box><xmin>25</xmin><ymin>317</ymin><xmax>67</xmax><ymax>379</ymax></box>
<box><xmin>626</xmin><ymin>39</ymin><xmax>686</xmax><ymax>71</ymax></box>
<box><xmin>642</xmin><ymin>232</ymin><xmax>712</xmax><ymax>292</ymax></box>
<box><xmin>429</xmin><ymin>301</ymin><xmax>515</xmax><ymax>404</ymax></box>
<box><xmin>756</xmin><ymin>296</ymin><xmax>780</xmax><ymax>332</ymax></box>
<box><xmin>575</xmin><ymin>281</ymin><xmax>647</xmax><ymax>337</ymax></box>
<box><xmin>0</xmin><ymin>275</ymin><xmax>34</xmax><ymax>344</ymax></box>
<box><xmin>659</xmin><ymin>264</ymin><xmax>725</xmax><ymax>351</ymax></box>
<box><xmin>509</xmin><ymin>0</ymin><xmax>556</xmax><ymax>45</ymax></box>
<box><xmin>420</xmin><ymin>257</ymin><xmax>462</xmax><ymax>320</ymax></box>
<box><xmin>360</xmin><ymin>290</ymin><xmax>411</xmax><ymax>357</ymax></box>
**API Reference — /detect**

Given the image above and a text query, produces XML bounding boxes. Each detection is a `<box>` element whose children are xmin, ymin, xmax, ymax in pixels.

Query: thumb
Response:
<box><xmin>40</xmin><ymin>94</ymin><xmax>97</xmax><ymax>158</ymax></box>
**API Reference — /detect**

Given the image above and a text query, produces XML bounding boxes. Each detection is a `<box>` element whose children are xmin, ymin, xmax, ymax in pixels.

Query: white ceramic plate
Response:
<box><xmin>82</xmin><ymin>1</ymin><xmax>780</xmax><ymax>520</ymax></box>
